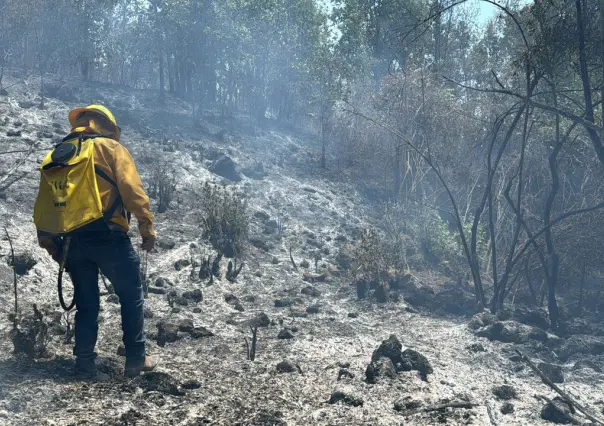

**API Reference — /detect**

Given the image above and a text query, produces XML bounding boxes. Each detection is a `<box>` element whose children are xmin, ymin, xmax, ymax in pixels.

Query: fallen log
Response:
<box><xmin>515</xmin><ymin>349</ymin><xmax>604</xmax><ymax>425</ymax></box>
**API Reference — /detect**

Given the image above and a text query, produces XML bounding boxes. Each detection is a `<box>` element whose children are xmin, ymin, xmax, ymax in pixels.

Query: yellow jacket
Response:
<box><xmin>37</xmin><ymin>128</ymin><xmax>155</xmax><ymax>254</ymax></box>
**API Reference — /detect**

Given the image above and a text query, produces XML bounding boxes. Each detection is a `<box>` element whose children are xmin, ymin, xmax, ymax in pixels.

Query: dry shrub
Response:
<box><xmin>198</xmin><ymin>181</ymin><xmax>249</xmax><ymax>258</ymax></box>
<box><xmin>149</xmin><ymin>158</ymin><xmax>177</xmax><ymax>213</ymax></box>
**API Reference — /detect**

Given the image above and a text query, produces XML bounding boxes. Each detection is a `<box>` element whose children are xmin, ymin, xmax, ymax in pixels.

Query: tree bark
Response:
<box><xmin>576</xmin><ymin>0</ymin><xmax>604</xmax><ymax>164</ymax></box>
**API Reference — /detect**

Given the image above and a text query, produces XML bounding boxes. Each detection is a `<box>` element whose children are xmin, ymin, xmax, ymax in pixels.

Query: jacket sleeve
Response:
<box><xmin>113</xmin><ymin>144</ymin><xmax>156</xmax><ymax>239</ymax></box>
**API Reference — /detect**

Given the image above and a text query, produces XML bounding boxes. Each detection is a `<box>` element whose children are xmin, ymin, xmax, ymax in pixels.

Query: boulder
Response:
<box><xmin>433</xmin><ymin>287</ymin><xmax>476</xmax><ymax>316</ymax></box>
<box><xmin>512</xmin><ymin>306</ymin><xmax>550</xmax><ymax>329</ymax></box>
<box><xmin>476</xmin><ymin>321</ymin><xmax>547</xmax><ymax>344</ymax></box>
<box><xmin>572</xmin><ymin>360</ymin><xmax>602</xmax><ymax>373</ymax></box>
<box><xmin>209</xmin><ymin>155</ymin><xmax>242</xmax><ymax>182</ymax></box>
<box><xmin>371</xmin><ymin>335</ymin><xmax>403</xmax><ymax>365</ymax></box>
<box><xmin>537</xmin><ymin>362</ymin><xmax>564</xmax><ymax>383</ymax></box>
<box><xmin>241</xmin><ymin>162</ymin><xmax>267</xmax><ymax>180</ymax></box>
<box><xmin>400</xmin><ymin>349</ymin><xmax>433</xmax><ymax>380</ymax></box>
<box><xmin>541</xmin><ymin>397</ymin><xmax>575</xmax><ymax>424</ymax></box>
<box><xmin>156</xmin><ymin>321</ymin><xmax>181</xmax><ymax>347</ymax></box>
<box><xmin>468</xmin><ymin>312</ymin><xmax>498</xmax><ymax>330</ymax></box>
<box><xmin>365</xmin><ymin>357</ymin><xmax>397</xmax><ymax>384</ymax></box>
<box><xmin>558</xmin><ymin>335</ymin><xmax>604</xmax><ymax>361</ymax></box>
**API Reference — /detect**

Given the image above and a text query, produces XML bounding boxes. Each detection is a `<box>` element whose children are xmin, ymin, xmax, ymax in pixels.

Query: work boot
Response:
<box><xmin>124</xmin><ymin>355</ymin><xmax>156</xmax><ymax>378</ymax></box>
<box><xmin>74</xmin><ymin>358</ymin><xmax>110</xmax><ymax>382</ymax></box>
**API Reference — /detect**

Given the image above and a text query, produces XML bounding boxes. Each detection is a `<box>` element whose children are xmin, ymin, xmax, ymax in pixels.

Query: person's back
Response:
<box><xmin>34</xmin><ymin>105</ymin><xmax>157</xmax><ymax>379</ymax></box>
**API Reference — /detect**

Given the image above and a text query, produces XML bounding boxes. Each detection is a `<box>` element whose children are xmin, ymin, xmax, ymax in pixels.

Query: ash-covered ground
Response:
<box><xmin>0</xmin><ymin>74</ymin><xmax>603</xmax><ymax>425</ymax></box>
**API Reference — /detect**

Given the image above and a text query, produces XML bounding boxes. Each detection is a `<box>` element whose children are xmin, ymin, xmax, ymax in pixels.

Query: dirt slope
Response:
<box><xmin>0</xmin><ymin>74</ymin><xmax>602</xmax><ymax>425</ymax></box>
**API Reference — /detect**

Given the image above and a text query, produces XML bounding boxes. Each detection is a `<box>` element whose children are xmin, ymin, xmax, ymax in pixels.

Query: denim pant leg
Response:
<box><xmin>98</xmin><ymin>231</ymin><xmax>146</xmax><ymax>361</ymax></box>
<box><xmin>69</xmin><ymin>255</ymin><xmax>100</xmax><ymax>361</ymax></box>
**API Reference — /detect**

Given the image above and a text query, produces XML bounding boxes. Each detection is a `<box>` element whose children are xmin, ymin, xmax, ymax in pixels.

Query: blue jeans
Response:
<box><xmin>66</xmin><ymin>229</ymin><xmax>146</xmax><ymax>363</ymax></box>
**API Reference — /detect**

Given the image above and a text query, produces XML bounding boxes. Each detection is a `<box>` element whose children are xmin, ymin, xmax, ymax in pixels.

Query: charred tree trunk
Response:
<box><xmin>576</xmin><ymin>0</ymin><xmax>604</xmax><ymax>164</ymax></box>
<box><xmin>159</xmin><ymin>50</ymin><xmax>165</xmax><ymax>104</ymax></box>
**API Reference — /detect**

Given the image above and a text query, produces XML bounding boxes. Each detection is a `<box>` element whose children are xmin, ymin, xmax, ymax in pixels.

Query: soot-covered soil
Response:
<box><xmin>0</xmin><ymin>74</ymin><xmax>603</xmax><ymax>425</ymax></box>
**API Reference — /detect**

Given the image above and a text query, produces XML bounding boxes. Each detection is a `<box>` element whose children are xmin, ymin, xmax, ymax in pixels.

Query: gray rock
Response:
<box><xmin>107</xmin><ymin>294</ymin><xmax>120</xmax><ymax>304</ymax></box>
<box><xmin>433</xmin><ymin>287</ymin><xmax>476</xmax><ymax>316</ymax></box>
<box><xmin>178</xmin><ymin>319</ymin><xmax>195</xmax><ymax>333</ymax></box>
<box><xmin>394</xmin><ymin>398</ymin><xmax>423</xmax><ymax>412</ymax></box>
<box><xmin>400</xmin><ymin>348</ymin><xmax>433</xmax><ymax>380</ymax></box>
<box><xmin>306</xmin><ymin>304</ymin><xmax>320</xmax><ymax>314</ymax></box>
<box><xmin>512</xmin><ymin>306</ymin><xmax>550</xmax><ymax>329</ymax></box>
<box><xmin>274</xmin><ymin>298</ymin><xmax>293</xmax><ymax>308</ymax></box>
<box><xmin>301</xmin><ymin>286</ymin><xmax>321</xmax><ymax>297</ymax></box>
<box><xmin>572</xmin><ymin>360</ymin><xmax>602</xmax><ymax>373</ymax></box>
<box><xmin>476</xmin><ymin>321</ymin><xmax>547</xmax><ymax>344</ymax></box>
<box><xmin>300</xmin><ymin>260</ymin><xmax>310</xmax><ymax>268</ymax></box>
<box><xmin>335</xmin><ymin>244</ymin><xmax>354</xmax><ymax>270</ymax></box>
<box><xmin>365</xmin><ymin>357</ymin><xmax>397</xmax><ymax>384</ymax></box>
<box><xmin>190</xmin><ymin>327</ymin><xmax>214</xmax><ymax>339</ymax></box>
<box><xmin>157</xmin><ymin>237</ymin><xmax>176</xmax><ymax>250</ymax></box>
<box><xmin>209</xmin><ymin>155</ymin><xmax>242</xmax><ymax>182</ymax></box>
<box><xmin>183</xmin><ymin>289</ymin><xmax>203</xmax><ymax>303</ymax></box>
<box><xmin>147</xmin><ymin>286</ymin><xmax>167</xmax><ymax>295</ymax></box>
<box><xmin>174</xmin><ymin>259</ymin><xmax>191</xmax><ymax>271</ymax></box>
<box><xmin>541</xmin><ymin>397</ymin><xmax>575</xmax><ymax>424</ymax></box>
<box><xmin>467</xmin><ymin>343</ymin><xmax>486</xmax><ymax>353</ymax></box>
<box><xmin>249</xmin><ymin>237</ymin><xmax>271</xmax><ymax>252</ymax></box>
<box><xmin>468</xmin><ymin>312</ymin><xmax>499</xmax><ymax>330</ymax></box>
<box><xmin>337</xmin><ymin>368</ymin><xmax>354</xmax><ymax>380</ymax></box>
<box><xmin>277</xmin><ymin>328</ymin><xmax>295</xmax><ymax>339</ymax></box>
<box><xmin>8</xmin><ymin>252</ymin><xmax>37</xmax><ymax>276</ymax></box>
<box><xmin>328</xmin><ymin>389</ymin><xmax>363</xmax><ymax>407</ymax></box>
<box><xmin>492</xmin><ymin>385</ymin><xmax>517</xmax><ymax>400</ymax></box>
<box><xmin>558</xmin><ymin>335</ymin><xmax>604</xmax><ymax>361</ymax></box>
<box><xmin>244</xmin><ymin>312</ymin><xmax>271</xmax><ymax>328</ymax></box>
<box><xmin>537</xmin><ymin>362</ymin><xmax>564</xmax><ymax>383</ymax></box>
<box><xmin>371</xmin><ymin>335</ymin><xmax>403</xmax><ymax>364</ymax></box>
<box><xmin>143</xmin><ymin>307</ymin><xmax>154</xmax><ymax>319</ymax></box>
<box><xmin>155</xmin><ymin>277</ymin><xmax>174</xmax><ymax>287</ymax></box>
<box><xmin>276</xmin><ymin>360</ymin><xmax>300</xmax><ymax>374</ymax></box>
<box><xmin>501</xmin><ymin>402</ymin><xmax>514</xmax><ymax>415</ymax></box>
<box><xmin>173</xmin><ymin>296</ymin><xmax>189</xmax><ymax>306</ymax></box>
<box><xmin>254</xmin><ymin>211</ymin><xmax>270</xmax><ymax>222</ymax></box>
<box><xmin>156</xmin><ymin>321</ymin><xmax>181</xmax><ymax>347</ymax></box>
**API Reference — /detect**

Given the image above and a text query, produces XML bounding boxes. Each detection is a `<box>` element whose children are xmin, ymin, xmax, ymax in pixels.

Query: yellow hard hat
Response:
<box><xmin>68</xmin><ymin>104</ymin><xmax>120</xmax><ymax>139</ymax></box>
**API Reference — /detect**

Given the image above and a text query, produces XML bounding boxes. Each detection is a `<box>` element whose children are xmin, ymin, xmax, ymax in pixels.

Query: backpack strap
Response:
<box><xmin>94</xmin><ymin>165</ymin><xmax>129</xmax><ymax>221</ymax></box>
